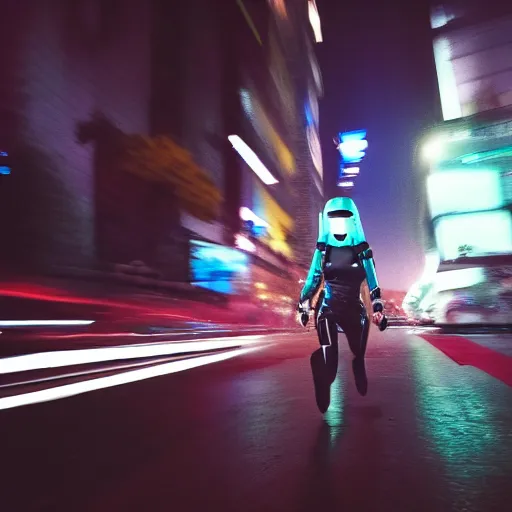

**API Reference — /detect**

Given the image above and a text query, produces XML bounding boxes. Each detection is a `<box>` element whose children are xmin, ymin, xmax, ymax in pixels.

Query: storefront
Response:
<box><xmin>417</xmin><ymin>111</ymin><xmax>512</xmax><ymax>323</ymax></box>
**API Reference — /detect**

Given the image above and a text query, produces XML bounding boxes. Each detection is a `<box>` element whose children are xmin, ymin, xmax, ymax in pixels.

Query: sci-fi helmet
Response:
<box><xmin>317</xmin><ymin>197</ymin><xmax>366</xmax><ymax>247</ymax></box>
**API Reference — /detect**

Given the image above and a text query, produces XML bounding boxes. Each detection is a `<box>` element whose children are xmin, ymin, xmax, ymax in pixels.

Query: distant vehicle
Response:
<box><xmin>443</xmin><ymin>295</ymin><xmax>499</xmax><ymax>324</ymax></box>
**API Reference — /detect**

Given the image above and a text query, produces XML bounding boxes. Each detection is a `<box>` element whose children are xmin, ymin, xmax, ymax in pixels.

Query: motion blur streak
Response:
<box><xmin>0</xmin><ymin>335</ymin><xmax>264</xmax><ymax>374</ymax></box>
<box><xmin>0</xmin><ymin>320</ymin><xmax>95</xmax><ymax>327</ymax></box>
<box><xmin>228</xmin><ymin>135</ymin><xmax>279</xmax><ymax>185</ymax></box>
<box><xmin>0</xmin><ymin>287</ymin><xmax>216</xmax><ymax>323</ymax></box>
<box><xmin>0</xmin><ymin>347</ymin><xmax>260</xmax><ymax>411</ymax></box>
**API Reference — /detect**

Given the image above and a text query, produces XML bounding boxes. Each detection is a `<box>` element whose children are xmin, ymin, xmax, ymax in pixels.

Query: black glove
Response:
<box><xmin>371</xmin><ymin>299</ymin><xmax>388</xmax><ymax>331</ymax></box>
<box><xmin>372</xmin><ymin>299</ymin><xmax>384</xmax><ymax>313</ymax></box>
<box><xmin>378</xmin><ymin>314</ymin><xmax>388</xmax><ymax>331</ymax></box>
<box><xmin>297</xmin><ymin>301</ymin><xmax>309</xmax><ymax>327</ymax></box>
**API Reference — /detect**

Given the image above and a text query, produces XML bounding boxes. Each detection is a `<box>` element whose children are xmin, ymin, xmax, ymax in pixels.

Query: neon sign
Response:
<box><xmin>337</xmin><ymin>130</ymin><xmax>367</xmax><ymax>185</ymax></box>
<box><xmin>337</xmin><ymin>130</ymin><xmax>368</xmax><ymax>164</ymax></box>
<box><xmin>0</xmin><ymin>150</ymin><xmax>11</xmax><ymax>175</ymax></box>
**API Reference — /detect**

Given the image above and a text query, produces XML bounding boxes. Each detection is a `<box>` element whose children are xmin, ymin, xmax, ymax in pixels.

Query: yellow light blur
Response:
<box><xmin>258</xmin><ymin>183</ymin><xmax>294</xmax><ymax>259</ymax></box>
<box><xmin>250</xmin><ymin>94</ymin><xmax>296</xmax><ymax>175</ymax></box>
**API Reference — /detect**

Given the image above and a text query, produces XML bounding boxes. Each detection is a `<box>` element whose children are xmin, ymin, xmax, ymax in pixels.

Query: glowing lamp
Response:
<box><xmin>422</xmin><ymin>136</ymin><xmax>445</xmax><ymax>162</ymax></box>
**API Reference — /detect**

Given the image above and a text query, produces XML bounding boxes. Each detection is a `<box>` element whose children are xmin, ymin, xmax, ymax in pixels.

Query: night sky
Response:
<box><xmin>317</xmin><ymin>0</ymin><xmax>442</xmax><ymax>291</ymax></box>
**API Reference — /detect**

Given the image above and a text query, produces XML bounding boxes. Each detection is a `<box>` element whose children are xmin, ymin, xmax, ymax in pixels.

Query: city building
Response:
<box><xmin>222</xmin><ymin>0</ymin><xmax>324</xmax><ymax>271</ymax></box>
<box><xmin>148</xmin><ymin>0</ymin><xmax>326</xmax><ymax>305</ymax></box>
<box><xmin>407</xmin><ymin>1</ymin><xmax>512</xmax><ymax>324</ymax></box>
<box><xmin>0</xmin><ymin>1</ymin><xmax>324</xmax><ymax>317</ymax></box>
<box><xmin>0</xmin><ymin>0</ymin><xmax>155</xmax><ymax>276</ymax></box>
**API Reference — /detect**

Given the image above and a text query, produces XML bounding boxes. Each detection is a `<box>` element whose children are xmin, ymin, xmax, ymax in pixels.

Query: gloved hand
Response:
<box><xmin>297</xmin><ymin>300</ymin><xmax>310</xmax><ymax>328</ymax></box>
<box><xmin>371</xmin><ymin>299</ymin><xmax>388</xmax><ymax>331</ymax></box>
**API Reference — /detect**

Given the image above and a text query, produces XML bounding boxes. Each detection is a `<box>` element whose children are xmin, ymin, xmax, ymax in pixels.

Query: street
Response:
<box><xmin>1</xmin><ymin>327</ymin><xmax>511</xmax><ymax>512</ymax></box>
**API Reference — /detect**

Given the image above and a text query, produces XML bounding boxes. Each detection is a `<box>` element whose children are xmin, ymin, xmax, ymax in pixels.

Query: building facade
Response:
<box><xmin>0</xmin><ymin>0</ymin><xmax>152</xmax><ymax>275</ymax></box>
<box><xmin>0</xmin><ymin>0</ymin><xmax>324</xmax><ymax>313</ymax></box>
<box><xmin>406</xmin><ymin>1</ymin><xmax>512</xmax><ymax>324</ymax></box>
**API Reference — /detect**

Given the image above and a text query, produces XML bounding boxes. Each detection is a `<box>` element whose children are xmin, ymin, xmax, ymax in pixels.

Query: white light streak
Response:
<box><xmin>308</xmin><ymin>0</ymin><xmax>323</xmax><ymax>42</ymax></box>
<box><xmin>228</xmin><ymin>135</ymin><xmax>278</xmax><ymax>185</ymax></box>
<box><xmin>0</xmin><ymin>320</ymin><xmax>95</xmax><ymax>327</ymax></box>
<box><xmin>0</xmin><ymin>347</ymin><xmax>260</xmax><ymax>411</ymax></box>
<box><xmin>0</xmin><ymin>335</ymin><xmax>264</xmax><ymax>375</ymax></box>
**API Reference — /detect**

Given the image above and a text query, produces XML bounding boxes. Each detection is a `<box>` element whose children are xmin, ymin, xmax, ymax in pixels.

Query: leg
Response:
<box><xmin>316</xmin><ymin>310</ymin><xmax>339</xmax><ymax>382</ymax></box>
<box><xmin>313</xmin><ymin>289</ymin><xmax>325</xmax><ymax>330</ymax></box>
<box><xmin>338</xmin><ymin>301</ymin><xmax>369</xmax><ymax>396</ymax></box>
<box><xmin>339</xmin><ymin>300</ymin><xmax>369</xmax><ymax>359</ymax></box>
<box><xmin>310</xmin><ymin>309</ymin><xmax>339</xmax><ymax>413</ymax></box>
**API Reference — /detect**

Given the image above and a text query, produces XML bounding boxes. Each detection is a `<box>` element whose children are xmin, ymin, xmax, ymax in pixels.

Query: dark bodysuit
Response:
<box><xmin>315</xmin><ymin>244</ymin><xmax>370</xmax><ymax>359</ymax></box>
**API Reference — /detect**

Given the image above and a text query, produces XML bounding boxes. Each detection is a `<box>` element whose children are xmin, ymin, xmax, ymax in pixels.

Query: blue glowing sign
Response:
<box><xmin>0</xmin><ymin>150</ymin><xmax>10</xmax><ymax>174</ymax></box>
<box><xmin>338</xmin><ymin>130</ymin><xmax>368</xmax><ymax>164</ymax></box>
<box><xmin>190</xmin><ymin>240</ymin><xmax>248</xmax><ymax>294</ymax></box>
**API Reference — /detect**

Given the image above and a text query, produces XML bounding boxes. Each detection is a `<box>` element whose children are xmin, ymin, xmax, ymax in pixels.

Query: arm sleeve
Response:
<box><xmin>362</xmin><ymin>256</ymin><xmax>381</xmax><ymax>300</ymax></box>
<box><xmin>356</xmin><ymin>244</ymin><xmax>381</xmax><ymax>302</ymax></box>
<box><xmin>299</xmin><ymin>249</ymin><xmax>323</xmax><ymax>302</ymax></box>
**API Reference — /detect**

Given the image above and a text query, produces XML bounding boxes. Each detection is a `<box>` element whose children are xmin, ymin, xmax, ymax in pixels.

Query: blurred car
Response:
<box><xmin>442</xmin><ymin>295</ymin><xmax>499</xmax><ymax>324</ymax></box>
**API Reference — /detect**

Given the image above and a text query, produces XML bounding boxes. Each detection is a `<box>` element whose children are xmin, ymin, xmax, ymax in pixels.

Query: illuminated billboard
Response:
<box><xmin>338</xmin><ymin>130</ymin><xmax>368</xmax><ymax>164</ymax></box>
<box><xmin>337</xmin><ymin>130</ymin><xmax>367</xmax><ymax>186</ymax></box>
<box><xmin>427</xmin><ymin>169</ymin><xmax>504</xmax><ymax>218</ymax></box>
<box><xmin>434</xmin><ymin>210</ymin><xmax>512</xmax><ymax>260</ymax></box>
<box><xmin>190</xmin><ymin>240</ymin><xmax>249</xmax><ymax>294</ymax></box>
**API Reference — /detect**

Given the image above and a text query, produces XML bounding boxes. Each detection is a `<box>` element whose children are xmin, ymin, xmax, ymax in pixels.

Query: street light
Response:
<box><xmin>421</xmin><ymin>136</ymin><xmax>445</xmax><ymax>162</ymax></box>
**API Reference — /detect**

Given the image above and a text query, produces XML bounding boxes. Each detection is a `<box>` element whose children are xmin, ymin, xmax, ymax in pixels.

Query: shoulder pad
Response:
<box><xmin>354</xmin><ymin>242</ymin><xmax>370</xmax><ymax>253</ymax></box>
<box><xmin>316</xmin><ymin>242</ymin><xmax>326</xmax><ymax>251</ymax></box>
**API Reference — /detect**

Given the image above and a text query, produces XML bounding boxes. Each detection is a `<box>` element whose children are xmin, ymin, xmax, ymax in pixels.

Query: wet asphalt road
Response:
<box><xmin>0</xmin><ymin>327</ymin><xmax>511</xmax><ymax>512</ymax></box>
